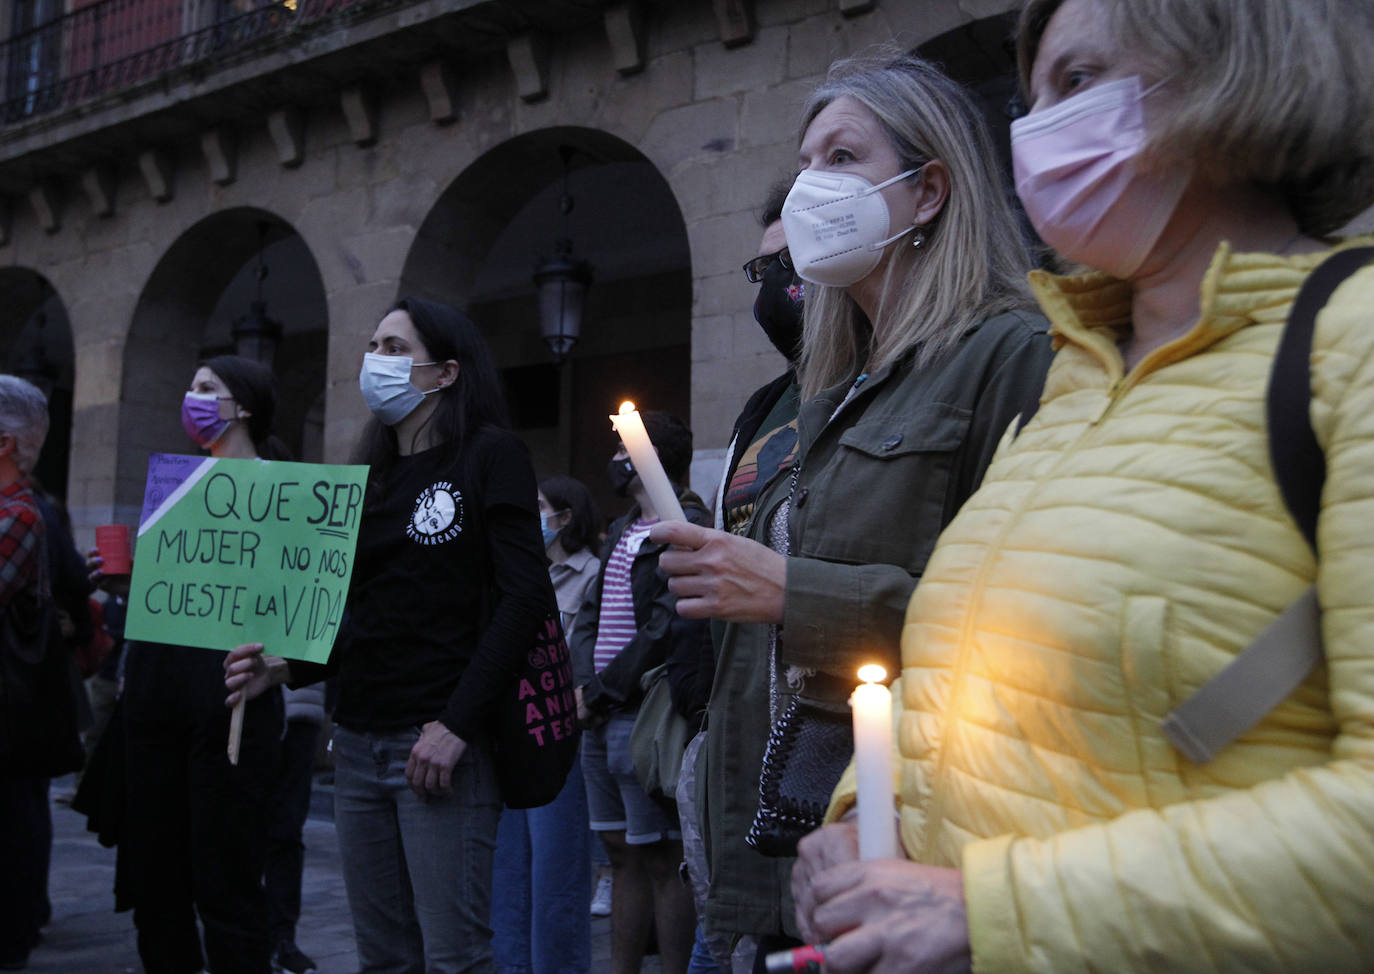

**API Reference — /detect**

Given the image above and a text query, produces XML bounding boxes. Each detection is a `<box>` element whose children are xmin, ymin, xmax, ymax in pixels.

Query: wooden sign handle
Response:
<box><xmin>227</xmin><ymin>697</ymin><xmax>245</xmax><ymax>765</ymax></box>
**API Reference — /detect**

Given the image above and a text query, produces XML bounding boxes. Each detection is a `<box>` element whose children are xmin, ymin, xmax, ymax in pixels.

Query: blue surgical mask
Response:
<box><xmin>540</xmin><ymin>511</ymin><xmax>566</xmax><ymax>549</ymax></box>
<box><xmin>358</xmin><ymin>353</ymin><xmax>439</xmax><ymax>426</ymax></box>
<box><xmin>535</xmin><ymin>508</ymin><xmax>568</xmax><ymax>546</ymax></box>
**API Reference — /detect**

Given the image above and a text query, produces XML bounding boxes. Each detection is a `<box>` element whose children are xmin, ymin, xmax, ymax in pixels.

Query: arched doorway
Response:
<box><xmin>0</xmin><ymin>268</ymin><xmax>74</xmax><ymax>502</ymax></box>
<box><xmin>401</xmin><ymin>127</ymin><xmax>692</xmax><ymax>520</ymax></box>
<box><xmin>917</xmin><ymin>11</ymin><xmax>1042</xmax><ymax>253</ymax></box>
<box><xmin>117</xmin><ymin>209</ymin><xmax>329</xmax><ymax>514</ymax></box>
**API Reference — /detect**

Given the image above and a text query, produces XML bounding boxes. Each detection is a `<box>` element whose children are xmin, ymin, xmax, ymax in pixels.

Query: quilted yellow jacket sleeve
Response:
<box><xmin>961</xmin><ymin>263</ymin><xmax>1374</xmax><ymax>972</ymax></box>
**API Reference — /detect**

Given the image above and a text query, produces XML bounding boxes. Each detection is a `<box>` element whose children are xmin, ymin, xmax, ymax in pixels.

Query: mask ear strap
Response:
<box><xmin>1140</xmin><ymin>75</ymin><xmax>1172</xmax><ymax>100</ymax></box>
<box><xmin>863</xmin><ymin>163</ymin><xmax>929</xmax><ymax>251</ymax></box>
<box><xmin>868</xmin><ymin>224</ymin><xmax>917</xmax><ymax>251</ymax></box>
<box><xmin>865</xmin><ymin>164</ymin><xmax>924</xmax><ymax>195</ymax></box>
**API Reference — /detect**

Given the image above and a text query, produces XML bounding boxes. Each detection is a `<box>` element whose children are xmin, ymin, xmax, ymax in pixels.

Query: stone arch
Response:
<box><xmin>917</xmin><ymin>11</ymin><xmax>1024</xmax><ymax>160</ymax></box>
<box><xmin>400</xmin><ymin>126</ymin><xmax>692</xmax><ymax>515</ymax></box>
<box><xmin>117</xmin><ymin>207</ymin><xmax>329</xmax><ymax>514</ymax></box>
<box><xmin>0</xmin><ymin>267</ymin><xmax>75</xmax><ymax>502</ymax></box>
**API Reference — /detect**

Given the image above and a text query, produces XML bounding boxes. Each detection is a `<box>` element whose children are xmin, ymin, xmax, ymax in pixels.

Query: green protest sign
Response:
<box><xmin>124</xmin><ymin>453</ymin><xmax>369</xmax><ymax>663</ymax></box>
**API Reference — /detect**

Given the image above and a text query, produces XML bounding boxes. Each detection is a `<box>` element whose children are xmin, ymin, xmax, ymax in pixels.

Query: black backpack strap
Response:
<box><xmin>1267</xmin><ymin>245</ymin><xmax>1374</xmax><ymax>554</ymax></box>
<box><xmin>1162</xmin><ymin>245</ymin><xmax>1373</xmax><ymax>765</ymax></box>
<box><xmin>1013</xmin><ymin>381</ymin><xmax>1042</xmax><ymax>437</ymax></box>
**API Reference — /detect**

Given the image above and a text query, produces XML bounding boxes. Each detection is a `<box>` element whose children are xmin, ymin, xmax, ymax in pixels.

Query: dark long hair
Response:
<box><xmin>350</xmin><ymin>297</ymin><xmax>510</xmax><ymax>478</ymax></box>
<box><xmin>202</xmin><ymin>354</ymin><xmax>292</xmax><ymax>460</ymax></box>
<box><xmin>539</xmin><ymin>475</ymin><xmax>601</xmax><ymax>556</ymax></box>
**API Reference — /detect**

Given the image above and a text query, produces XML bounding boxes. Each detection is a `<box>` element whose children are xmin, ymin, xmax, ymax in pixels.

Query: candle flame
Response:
<box><xmin>857</xmin><ymin>663</ymin><xmax>886</xmax><ymax>684</ymax></box>
<box><xmin>618</xmin><ymin>401</ymin><xmax>637</xmax><ymax>415</ymax></box>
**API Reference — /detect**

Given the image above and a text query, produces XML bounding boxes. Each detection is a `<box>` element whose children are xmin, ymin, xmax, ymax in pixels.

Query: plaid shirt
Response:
<box><xmin>0</xmin><ymin>478</ymin><xmax>44</xmax><ymax>610</ymax></box>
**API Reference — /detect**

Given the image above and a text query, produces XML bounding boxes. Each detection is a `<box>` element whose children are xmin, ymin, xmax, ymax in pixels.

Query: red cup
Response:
<box><xmin>95</xmin><ymin>524</ymin><xmax>132</xmax><ymax>575</ymax></box>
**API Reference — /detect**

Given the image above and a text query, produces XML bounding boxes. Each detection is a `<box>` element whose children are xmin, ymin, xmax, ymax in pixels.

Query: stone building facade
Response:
<box><xmin>0</xmin><ymin>0</ymin><xmax>1026</xmax><ymax>540</ymax></box>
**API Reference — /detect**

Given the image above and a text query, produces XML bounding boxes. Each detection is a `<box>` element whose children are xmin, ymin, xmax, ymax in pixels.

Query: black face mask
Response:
<box><xmin>753</xmin><ymin>259</ymin><xmax>805</xmax><ymax>363</ymax></box>
<box><xmin>606</xmin><ymin>457</ymin><xmax>637</xmax><ymax>497</ymax></box>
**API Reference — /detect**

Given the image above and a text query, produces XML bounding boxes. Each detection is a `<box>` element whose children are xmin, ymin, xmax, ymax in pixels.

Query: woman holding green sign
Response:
<box><xmin>90</xmin><ymin>354</ymin><xmax>289</xmax><ymax>974</ymax></box>
<box><xmin>227</xmin><ymin>298</ymin><xmax>555</xmax><ymax>974</ymax></box>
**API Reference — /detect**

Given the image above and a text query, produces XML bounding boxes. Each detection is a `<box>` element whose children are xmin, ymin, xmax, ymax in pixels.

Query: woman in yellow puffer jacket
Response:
<box><xmin>791</xmin><ymin>0</ymin><xmax>1374</xmax><ymax>971</ymax></box>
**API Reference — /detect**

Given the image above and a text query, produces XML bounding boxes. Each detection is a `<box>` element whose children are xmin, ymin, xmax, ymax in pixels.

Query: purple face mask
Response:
<box><xmin>181</xmin><ymin>392</ymin><xmax>232</xmax><ymax>447</ymax></box>
<box><xmin>1010</xmin><ymin>76</ymin><xmax>1191</xmax><ymax>278</ymax></box>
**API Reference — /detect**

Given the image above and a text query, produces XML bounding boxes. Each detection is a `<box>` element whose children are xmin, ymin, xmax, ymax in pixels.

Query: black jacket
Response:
<box><xmin>570</xmin><ymin>487</ymin><xmax>710</xmax><ymax>715</ymax></box>
<box><xmin>721</xmin><ymin>370</ymin><xmax>796</xmax><ymax>508</ymax></box>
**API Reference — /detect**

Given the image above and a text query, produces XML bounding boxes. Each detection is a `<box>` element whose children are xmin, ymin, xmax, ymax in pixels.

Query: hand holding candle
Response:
<box><xmin>791</xmin><ymin>669</ymin><xmax>970</xmax><ymax>971</ymax></box>
<box><xmin>608</xmin><ymin>401</ymin><xmax>686</xmax><ymax>522</ymax></box>
<box><xmin>852</xmin><ymin>663</ymin><xmax>898</xmax><ymax>860</ymax></box>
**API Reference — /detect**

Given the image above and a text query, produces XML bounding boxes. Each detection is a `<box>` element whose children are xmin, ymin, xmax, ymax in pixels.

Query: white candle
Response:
<box><xmin>608</xmin><ymin>401</ymin><xmax>687</xmax><ymax>522</ymax></box>
<box><xmin>852</xmin><ymin>663</ymin><xmax>898</xmax><ymax>860</ymax></box>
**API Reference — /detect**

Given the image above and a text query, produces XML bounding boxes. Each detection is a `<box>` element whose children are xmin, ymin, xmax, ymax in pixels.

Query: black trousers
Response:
<box><xmin>0</xmin><ymin>775</ymin><xmax>50</xmax><ymax>964</ymax></box>
<box><xmin>122</xmin><ymin>643</ymin><xmax>282</xmax><ymax>974</ymax></box>
<box><xmin>265</xmin><ymin>719</ymin><xmax>321</xmax><ymax>945</ymax></box>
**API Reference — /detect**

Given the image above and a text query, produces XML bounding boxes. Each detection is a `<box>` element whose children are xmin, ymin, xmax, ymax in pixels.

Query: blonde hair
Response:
<box><xmin>1016</xmin><ymin>0</ymin><xmax>1374</xmax><ymax>236</ymax></box>
<box><xmin>796</xmin><ymin>53</ymin><xmax>1034</xmax><ymax>400</ymax></box>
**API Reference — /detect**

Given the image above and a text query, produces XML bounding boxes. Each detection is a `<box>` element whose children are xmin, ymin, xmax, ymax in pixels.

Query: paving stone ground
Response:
<box><xmin>31</xmin><ymin>774</ymin><xmax>662</xmax><ymax>973</ymax></box>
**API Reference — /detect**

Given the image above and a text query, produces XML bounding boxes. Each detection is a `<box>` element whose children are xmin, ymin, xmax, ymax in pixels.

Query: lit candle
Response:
<box><xmin>852</xmin><ymin>663</ymin><xmax>898</xmax><ymax>860</ymax></box>
<box><xmin>608</xmin><ymin>401</ymin><xmax>687</xmax><ymax>522</ymax></box>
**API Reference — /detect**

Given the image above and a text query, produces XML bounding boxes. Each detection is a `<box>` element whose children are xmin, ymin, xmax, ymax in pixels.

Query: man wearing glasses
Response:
<box><xmin>719</xmin><ymin>183</ymin><xmax>806</xmax><ymax>537</ymax></box>
<box><xmin>675</xmin><ymin>180</ymin><xmax>807</xmax><ymax>973</ymax></box>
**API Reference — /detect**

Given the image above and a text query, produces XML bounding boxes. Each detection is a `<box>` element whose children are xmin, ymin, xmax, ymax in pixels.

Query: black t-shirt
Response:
<box><xmin>330</xmin><ymin>428</ymin><xmax>553</xmax><ymax>739</ymax></box>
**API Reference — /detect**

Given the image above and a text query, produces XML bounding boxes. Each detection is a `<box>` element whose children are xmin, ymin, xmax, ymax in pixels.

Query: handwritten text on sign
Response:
<box><xmin>124</xmin><ymin>454</ymin><xmax>369</xmax><ymax>663</ymax></box>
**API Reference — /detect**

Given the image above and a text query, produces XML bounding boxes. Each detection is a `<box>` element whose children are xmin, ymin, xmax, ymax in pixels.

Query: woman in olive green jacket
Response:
<box><xmin>652</xmin><ymin>53</ymin><xmax>1053</xmax><ymax>959</ymax></box>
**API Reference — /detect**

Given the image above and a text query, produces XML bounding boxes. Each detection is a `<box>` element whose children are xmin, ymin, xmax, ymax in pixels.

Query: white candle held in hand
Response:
<box><xmin>608</xmin><ymin>401</ymin><xmax>687</xmax><ymax>522</ymax></box>
<box><xmin>852</xmin><ymin>663</ymin><xmax>898</xmax><ymax>860</ymax></box>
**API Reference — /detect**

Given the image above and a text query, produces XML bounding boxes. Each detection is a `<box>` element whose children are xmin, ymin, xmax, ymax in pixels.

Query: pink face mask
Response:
<box><xmin>1010</xmin><ymin>76</ymin><xmax>1191</xmax><ymax>278</ymax></box>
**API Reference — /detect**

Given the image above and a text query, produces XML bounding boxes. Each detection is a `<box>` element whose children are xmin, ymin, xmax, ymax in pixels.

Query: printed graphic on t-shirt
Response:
<box><xmin>724</xmin><ymin>419</ymin><xmax>798</xmax><ymax>535</ymax></box>
<box><xmin>407</xmin><ymin>480</ymin><xmax>464</xmax><ymax>545</ymax></box>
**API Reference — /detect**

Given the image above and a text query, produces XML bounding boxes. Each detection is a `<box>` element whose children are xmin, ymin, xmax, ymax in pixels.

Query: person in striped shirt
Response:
<box><xmin>570</xmin><ymin>411</ymin><xmax>709</xmax><ymax>974</ymax></box>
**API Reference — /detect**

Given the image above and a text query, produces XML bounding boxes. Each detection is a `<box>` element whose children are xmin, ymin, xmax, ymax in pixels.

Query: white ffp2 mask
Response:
<box><xmin>782</xmin><ymin>167</ymin><xmax>921</xmax><ymax>287</ymax></box>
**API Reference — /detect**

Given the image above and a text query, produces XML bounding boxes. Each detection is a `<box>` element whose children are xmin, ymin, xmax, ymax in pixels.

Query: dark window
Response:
<box><xmin>6</xmin><ymin>0</ymin><xmax>63</xmax><ymax>117</ymax></box>
<box><xmin>503</xmin><ymin>362</ymin><xmax>560</xmax><ymax>429</ymax></box>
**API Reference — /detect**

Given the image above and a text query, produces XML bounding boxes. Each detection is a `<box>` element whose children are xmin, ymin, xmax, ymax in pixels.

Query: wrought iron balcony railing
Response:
<box><xmin>0</xmin><ymin>0</ymin><xmax>381</xmax><ymax>126</ymax></box>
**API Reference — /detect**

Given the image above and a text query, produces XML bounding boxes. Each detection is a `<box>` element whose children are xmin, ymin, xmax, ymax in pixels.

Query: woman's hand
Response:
<box><xmin>406</xmin><ymin>721</ymin><xmax>468</xmax><ymax>799</ymax></box>
<box><xmin>794</xmin><ymin>822</ymin><xmax>971</xmax><ymax>974</ymax></box>
<box><xmin>223</xmin><ymin>642</ymin><xmax>288</xmax><ymax>707</ymax></box>
<box><xmin>650</xmin><ymin>521</ymin><xmax>786</xmax><ymax>623</ymax></box>
<box><xmin>573</xmin><ymin>686</ymin><xmax>607</xmax><ymax>730</ymax></box>
<box><xmin>86</xmin><ymin>548</ymin><xmax>130</xmax><ymax>598</ymax></box>
<box><xmin>793</xmin><ymin>822</ymin><xmax>860</xmax><ymax>940</ymax></box>
<box><xmin>574</xmin><ymin>686</ymin><xmax>592</xmax><ymax>725</ymax></box>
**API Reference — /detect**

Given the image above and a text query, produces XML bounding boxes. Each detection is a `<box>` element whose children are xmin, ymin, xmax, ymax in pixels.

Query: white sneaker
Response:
<box><xmin>589</xmin><ymin>874</ymin><xmax>613</xmax><ymax>917</ymax></box>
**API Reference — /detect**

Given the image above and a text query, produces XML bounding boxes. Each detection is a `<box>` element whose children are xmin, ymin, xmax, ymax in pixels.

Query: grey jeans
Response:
<box><xmin>677</xmin><ymin>730</ymin><xmax>756</xmax><ymax>974</ymax></box>
<box><xmin>333</xmin><ymin>725</ymin><xmax>501</xmax><ymax>974</ymax></box>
